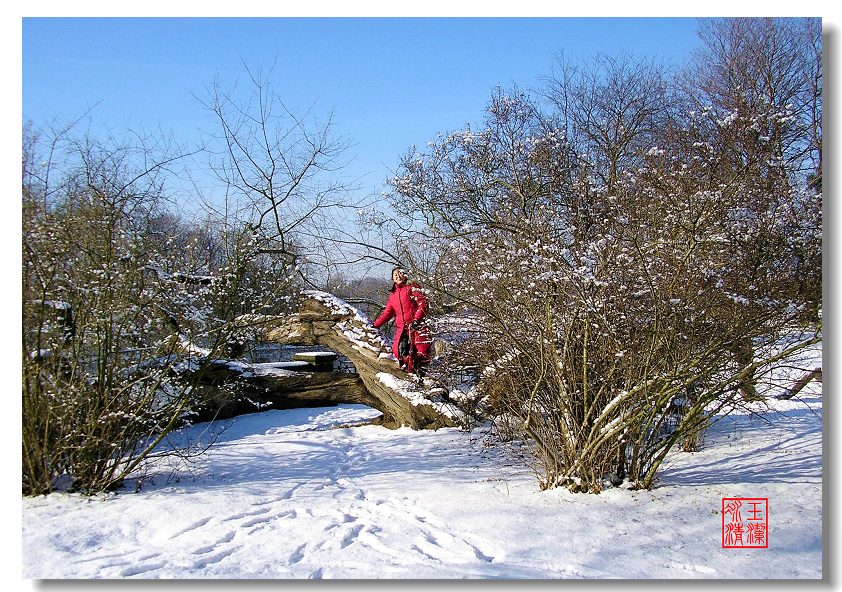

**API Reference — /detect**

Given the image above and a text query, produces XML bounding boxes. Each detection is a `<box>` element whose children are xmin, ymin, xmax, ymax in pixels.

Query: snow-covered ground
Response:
<box><xmin>21</xmin><ymin>369</ymin><xmax>823</xmax><ymax>580</ymax></box>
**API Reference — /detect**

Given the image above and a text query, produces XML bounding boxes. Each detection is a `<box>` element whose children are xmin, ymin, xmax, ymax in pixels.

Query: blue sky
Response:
<box><xmin>23</xmin><ymin>17</ymin><xmax>704</xmax><ymax>202</ymax></box>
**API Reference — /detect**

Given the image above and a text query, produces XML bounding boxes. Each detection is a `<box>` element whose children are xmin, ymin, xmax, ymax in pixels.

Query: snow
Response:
<box><xmin>20</xmin><ymin>377</ymin><xmax>824</xmax><ymax>581</ymax></box>
<box><xmin>250</xmin><ymin>362</ymin><xmax>311</xmax><ymax>377</ymax></box>
<box><xmin>178</xmin><ymin>337</ymin><xmax>212</xmax><ymax>358</ymax></box>
<box><xmin>303</xmin><ymin>289</ymin><xmax>391</xmax><ymax>355</ymax></box>
<box><xmin>203</xmin><ymin>359</ymin><xmax>313</xmax><ymax>379</ymax></box>
<box><xmin>375</xmin><ymin>372</ymin><xmax>461</xmax><ymax>420</ymax></box>
<box><xmin>303</xmin><ymin>289</ymin><xmax>372</xmax><ymax>326</ymax></box>
<box><xmin>42</xmin><ymin>300</ymin><xmax>71</xmax><ymax>310</ymax></box>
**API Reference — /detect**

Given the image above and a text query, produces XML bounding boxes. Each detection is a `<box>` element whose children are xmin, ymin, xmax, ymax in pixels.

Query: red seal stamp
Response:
<box><xmin>722</xmin><ymin>498</ymin><xmax>768</xmax><ymax>548</ymax></box>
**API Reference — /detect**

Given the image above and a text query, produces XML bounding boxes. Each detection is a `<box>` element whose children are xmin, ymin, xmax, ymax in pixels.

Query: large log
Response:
<box><xmin>255</xmin><ymin>291</ymin><xmax>458</xmax><ymax>430</ymax></box>
<box><xmin>178</xmin><ymin>291</ymin><xmax>457</xmax><ymax>429</ymax></box>
<box><xmin>189</xmin><ymin>360</ymin><xmax>372</xmax><ymax>422</ymax></box>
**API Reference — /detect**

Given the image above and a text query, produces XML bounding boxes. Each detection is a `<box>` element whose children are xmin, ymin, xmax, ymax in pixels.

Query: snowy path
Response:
<box><xmin>22</xmin><ymin>392</ymin><xmax>823</xmax><ymax>579</ymax></box>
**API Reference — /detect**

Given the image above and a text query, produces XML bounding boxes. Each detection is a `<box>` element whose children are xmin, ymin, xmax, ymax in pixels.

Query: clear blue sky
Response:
<box><xmin>23</xmin><ymin>17</ymin><xmax>705</xmax><ymax>202</ymax></box>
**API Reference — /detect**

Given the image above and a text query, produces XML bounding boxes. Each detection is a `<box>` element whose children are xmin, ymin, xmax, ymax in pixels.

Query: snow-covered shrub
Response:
<box><xmin>23</xmin><ymin>62</ymin><xmax>356</xmax><ymax>494</ymax></box>
<box><xmin>21</xmin><ymin>123</ymin><xmax>302</xmax><ymax>495</ymax></box>
<box><xmin>382</xmin><ymin>44</ymin><xmax>821</xmax><ymax>493</ymax></box>
<box><xmin>22</xmin><ymin>130</ymin><xmax>197</xmax><ymax>494</ymax></box>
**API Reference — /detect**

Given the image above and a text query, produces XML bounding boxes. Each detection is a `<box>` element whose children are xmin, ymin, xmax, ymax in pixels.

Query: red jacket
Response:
<box><xmin>373</xmin><ymin>282</ymin><xmax>428</xmax><ymax>330</ymax></box>
<box><xmin>373</xmin><ymin>282</ymin><xmax>431</xmax><ymax>367</ymax></box>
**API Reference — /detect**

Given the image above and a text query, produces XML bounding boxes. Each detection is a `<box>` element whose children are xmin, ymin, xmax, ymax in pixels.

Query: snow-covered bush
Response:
<box><xmin>22</xmin><ymin>128</ymin><xmax>198</xmax><ymax>494</ymax></box>
<box><xmin>380</xmin><ymin>21</ymin><xmax>821</xmax><ymax>493</ymax></box>
<box><xmin>21</xmin><ymin>124</ymin><xmax>300</xmax><ymax>495</ymax></box>
<box><xmin>22</xmin><ymin>63</ymin><xmax>355</xmax><ymax>495</ymax></box>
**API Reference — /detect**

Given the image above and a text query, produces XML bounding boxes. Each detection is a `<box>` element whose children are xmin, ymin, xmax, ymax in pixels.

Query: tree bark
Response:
<box><xmin>775</xmin><ymin>368</ymin><xmax>822</xmax><ymax>400</ymax></box>
<box><xmin>189</xmin><ymin>362</ymin><xmax>372</xmax><ymax>422</ymax></box>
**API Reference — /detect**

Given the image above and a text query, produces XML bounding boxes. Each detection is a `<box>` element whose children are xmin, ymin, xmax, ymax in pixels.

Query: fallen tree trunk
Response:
<box><xmin>254</xmin><ymin>291</ymin><xmax>458</xmax><ymax>429</ymax></box>
<box><xmin>188</xmin><ymin>360</ymin><xmax>372</xmax><ymax>422</ymax></box>
<box><xmin>181</xmin><ymin>291</ymin><xmax>458</xmax><ymax>429</ymax></box>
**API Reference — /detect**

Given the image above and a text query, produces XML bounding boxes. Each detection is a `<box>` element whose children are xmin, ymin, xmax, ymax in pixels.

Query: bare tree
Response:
<box><xmin>198</xmin><ymin>62</ymin><xmax>356</xmax><ymax>288</ymax></box>
<box><xmin>676</xmin><ymin>17</ymin><xmax>822</xmax><ymax>322</ymax></box>
<box><xmin>684</xmin><ymin>17</ymin><xmax>822</xmax><ymax>191</ymax></box>
<box><xmin>544</xmin><ymin>52</ymin><xmax>672</xmax><ymax>192</ymax></box>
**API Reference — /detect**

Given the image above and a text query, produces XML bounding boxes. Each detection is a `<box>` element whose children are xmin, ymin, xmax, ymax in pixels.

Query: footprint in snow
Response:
<box><xmin>190</xmin><ymin>544</ymin><xmax>242</xmax><ymax>570</ymax></box>
<box><xmin>340</xmin><ymin>524</ymin><xmax>365</xmax><ymax>549</ymax></box>
<box><xmin>168</xmin><ymin>516</ymin><xmax>213</xmax><ymax>539</ymax></box>
<box><xmin>120</xmin><ymin>560</ymin><xmax>168</xmax><ymax>577</ymax></box>
<box><xmin>191</xmin><ymin>531</ymin><xmax>235</xmax><ymax>555</ymax></box>
<box><xmin>289</xmin><ymin>543</ymin><xmax>307</xmax><ymax>564</ymax></box>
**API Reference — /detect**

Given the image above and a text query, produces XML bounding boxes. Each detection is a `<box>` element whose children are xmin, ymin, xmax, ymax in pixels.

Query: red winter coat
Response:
<box><xmin>373</xmin><ymin>282</ymin><xmax>431</xmax><ymax>369</ymax></box>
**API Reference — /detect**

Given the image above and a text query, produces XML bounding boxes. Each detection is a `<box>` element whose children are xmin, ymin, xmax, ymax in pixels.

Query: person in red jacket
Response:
<box><xmin>373</xmin><ymin>267</ymin><xmax>432</xmax><ymax>375</ymax></box>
